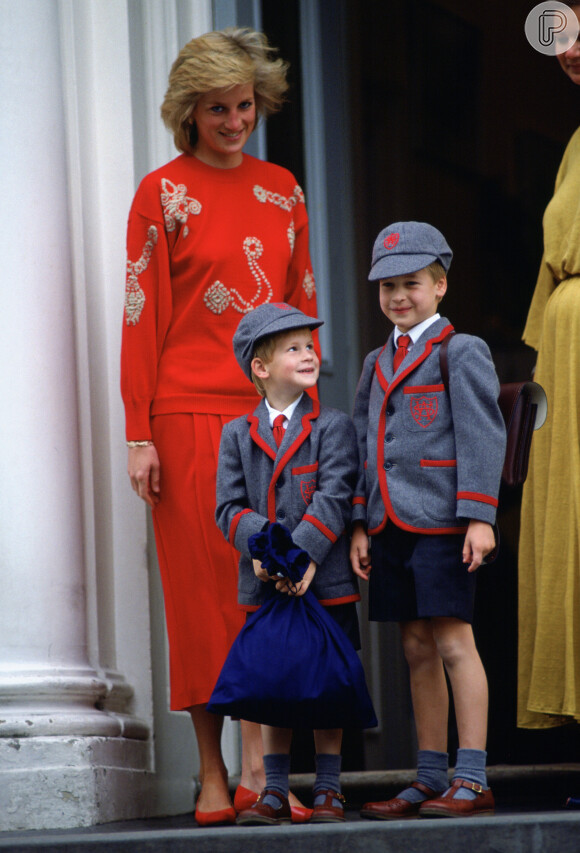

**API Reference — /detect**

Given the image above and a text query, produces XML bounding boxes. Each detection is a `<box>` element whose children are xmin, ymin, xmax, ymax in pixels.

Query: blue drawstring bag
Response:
<box><xmin>207</xmin><ymin>523</ymin><xmax>377</xmax><ymax>730</ymax></box>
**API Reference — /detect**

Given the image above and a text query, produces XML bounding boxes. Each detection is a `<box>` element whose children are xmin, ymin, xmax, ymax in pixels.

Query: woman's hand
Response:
<box><xmin>128</xmin><ymin>444</ymin><xmax>161</xmax><ymax>507</ymax></box>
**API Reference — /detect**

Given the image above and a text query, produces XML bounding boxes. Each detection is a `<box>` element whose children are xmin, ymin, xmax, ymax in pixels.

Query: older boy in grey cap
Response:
<box><xmin>352</xmin><ymin>222</ymin><xmax>506</xmax><ymax>819</ymax></box>
<box><xmin>215</xmin><ymin>302</ymin><xmax>362</xmax><ymax>825</ymax></box>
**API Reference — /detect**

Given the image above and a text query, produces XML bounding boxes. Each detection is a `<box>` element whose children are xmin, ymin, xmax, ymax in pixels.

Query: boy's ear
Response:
<box><xmin>251</xmin><ymin>356</ymin><xmax>270</xmax><ymax>379</ymax></box>
<box><xmin>435</xmin><ymin>275</ymin><xmax>447</xmax><ymax>301</ymax></box>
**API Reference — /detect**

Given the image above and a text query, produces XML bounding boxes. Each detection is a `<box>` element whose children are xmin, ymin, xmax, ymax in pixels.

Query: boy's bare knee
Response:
<box><xmin>400</xmin><ymin>622</ymin><xmax>438</xmax><ymax>666</ymax></box>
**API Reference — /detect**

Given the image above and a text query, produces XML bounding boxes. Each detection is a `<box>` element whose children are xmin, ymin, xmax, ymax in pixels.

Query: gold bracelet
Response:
<box><xmin>127</xmin><ymin>440</ymin><xmax>153</xmax><ymax>448</ymax></box>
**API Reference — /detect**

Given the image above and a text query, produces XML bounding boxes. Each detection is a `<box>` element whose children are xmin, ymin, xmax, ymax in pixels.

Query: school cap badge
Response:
<box><xmin>369</xmin><ymin>221</ymin><xmax>453</xmax><ymax>281</ymax></box>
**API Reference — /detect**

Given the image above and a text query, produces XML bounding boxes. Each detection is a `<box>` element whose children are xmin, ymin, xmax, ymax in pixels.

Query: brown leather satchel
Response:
<box><xmin>439</xmin><ymin>333</ymin><xmax>547</xmax><ymax>488</ymax></box>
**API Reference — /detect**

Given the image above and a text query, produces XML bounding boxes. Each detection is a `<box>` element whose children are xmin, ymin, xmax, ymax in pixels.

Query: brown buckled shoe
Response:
<box><xmin>360</xmin><ymin>781</ymin><xmax>443</xmax><ymax>820</ymax></box>
<box><xmin>235</xmin><ymin>789</ymin><xmax>292</xmax><ymax>826</ymax></box>
<box><xmin>418</xmin><ymin>779</ymin><xmax>495</xmax><ymax>818</ymax></box>
<box><xmin>310</xmin><ymin>790</ymin><xmax>346</xmax><ymax>823</ymax></box>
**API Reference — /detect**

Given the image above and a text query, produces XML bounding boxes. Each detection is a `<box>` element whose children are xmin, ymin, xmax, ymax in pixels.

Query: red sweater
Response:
<box><xmin>121</xmin><ymin>153</ymin><xmax>318</xmax><ymax>439</ymax></box>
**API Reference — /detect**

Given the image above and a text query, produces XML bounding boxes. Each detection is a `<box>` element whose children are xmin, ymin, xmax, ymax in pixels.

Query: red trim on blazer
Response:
<box><xmin>229</xmin><ymin>508</ymin><xmax>254</xmax><ymax>545</ymax></box>
<box><xmin>267</xmin><ymin>399</ymin><xmax>321</xmax><ymax>521</ymax></box>
<box><xmin>421</xmin><ymin>459</ymin><xmax>457</xmax><ymax>467</ymax></box>
<box><xmin>248</xmin><ymin>413</ymin><xmax>276</xmax><ymax>460</ymax></box>
<box><xmin>303</xmin><ymin>514</ymin><xmax>338</xmax><ymax>543</ymax></box>
<box><xmin>318</xmin><ymin>593</ymin><xmax>361</xmax><ymax>606</ymax></box>
<box><xmin>368</xmin><ymin>518</ymin><xmax>468</xmax><ymax>536</ymax></box>
<box><xmin>352</xmin><ymin>496</ymin><xmax>367</xmax><ymax>506</ymax></box>
<box><xmin>371</xmin><ymin>324</ymin><xmax>466</xmax><ymax>535</ymax></box>
<box><xmin>292</xmin><ymin>462</ymin><xmax>319</xmax><ymax>475</ymax></box>
<box><xmin>457</xmin><ymin>491</ymin><xmax>498</xmax><ymax>508</ymax></box>
<box><xmin>241</xmin><ymin>593</ymin><xmax>361</xmax><ymax>611</ymax></box>
<box><xmin>403</xmin><ymin>384</ymin><xmax>445</xmax><ymax>394</ymax></box>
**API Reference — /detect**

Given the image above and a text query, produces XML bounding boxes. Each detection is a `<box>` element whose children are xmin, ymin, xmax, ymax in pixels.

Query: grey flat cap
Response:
<box><xmin>368</xmin><ymin>221</ymin><xmax>453</xmax><ymax>280</ymax></box>
<box><xmin>233</xmin><ymin>302</ymin><xmax>323</xmax><ymax>378</ymax></box>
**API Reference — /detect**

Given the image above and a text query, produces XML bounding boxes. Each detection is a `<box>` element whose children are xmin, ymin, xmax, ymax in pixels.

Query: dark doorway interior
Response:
<box><xmin>347</xmin><ymin>0</ymin><xmax>580</xmax><ymax>768</ymax></box>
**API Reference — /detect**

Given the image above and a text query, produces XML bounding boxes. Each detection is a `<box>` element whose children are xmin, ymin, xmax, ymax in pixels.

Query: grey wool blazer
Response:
<box><xmin>216</xmin><ymin>393</ymin><xmax>361</xmax><ymax>609</ymax></box>
<box><xmin>352</xmin><ymin>317</ymin><xmax>506</xmax><ymax>536</ymax></box>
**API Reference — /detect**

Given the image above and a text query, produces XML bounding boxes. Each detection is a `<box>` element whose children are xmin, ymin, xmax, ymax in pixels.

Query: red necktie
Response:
<box><xmin>393</xmin><ymin>334</ymin><xmax>411</xmax><ymax>372</ymax></box>
<box><xmin>273</xmin><ymin>414</ymin><xmax>286</xmax><ymax>447</ymax></box>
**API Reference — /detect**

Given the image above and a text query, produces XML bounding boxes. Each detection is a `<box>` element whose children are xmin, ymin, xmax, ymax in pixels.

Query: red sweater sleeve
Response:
<box><xmin>121</xmin><ymin>186</ymin><xmax>173</xmax><ymax>439</ymax></box>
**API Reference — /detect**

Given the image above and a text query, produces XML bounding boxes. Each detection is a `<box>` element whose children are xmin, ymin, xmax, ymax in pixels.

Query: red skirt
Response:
<box><xmin>150</xmin><ymin>412</ymin><xmax>245</xmax><ymax>710</ymax></box>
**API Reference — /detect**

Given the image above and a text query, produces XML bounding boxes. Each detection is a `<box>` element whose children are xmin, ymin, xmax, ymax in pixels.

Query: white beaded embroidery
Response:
<box><xmin>160</xmin><ymin>178</ymin><xmax>201</xmax><ymax>237</ymax></box>
<box><xmin>125</xmin><ymin>226</ymin><xmax>158</xmax><ymax>325</ymax></box>
<box><xmin>302</xmin><ymin>269</ymin><xmax>316</xmax><ymax>300</ymax></box>
<box><xmin>203</xmin><ymin>236</ymin><xmax>273</xmax><ymax>315</ymax></box>
<box><xmin>253</xmin><ymin>184</ymin><xmax>305</xmax><ymax>212</ymax></box>
<box><xmin>288</xmin><ymin>220</ymin><xmax>295</xmax><ymax>252</ymax></box>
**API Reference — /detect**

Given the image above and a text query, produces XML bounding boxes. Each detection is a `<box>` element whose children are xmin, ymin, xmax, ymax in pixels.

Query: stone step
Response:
<box><xmin>1</xmin><ymin>765</ymin><xmax>580</xmax><ymax>853</ymax></box>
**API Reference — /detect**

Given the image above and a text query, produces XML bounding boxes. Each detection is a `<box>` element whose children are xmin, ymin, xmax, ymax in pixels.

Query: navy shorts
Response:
<box><xmin>368</xmin><ymin>524</ymin><xmax>476</xmax><ymax>624</ymax></box>
<box><xmin>325</xmin><ymin>601</ymin><xmax>361</xmax><ymax>650</ymax></box>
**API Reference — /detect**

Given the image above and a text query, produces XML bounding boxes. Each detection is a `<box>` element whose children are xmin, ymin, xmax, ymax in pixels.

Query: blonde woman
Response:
<box><xmin>121</xmin><ymin>28</ymin><xmax>318</xmax><ymax>826</ymax></box>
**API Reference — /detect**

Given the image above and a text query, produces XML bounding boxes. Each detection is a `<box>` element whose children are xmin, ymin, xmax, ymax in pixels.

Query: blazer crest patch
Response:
<box><xmin>300</xmin><ymin>478</ymin><xmax>316</xmax><ymax>505</ymax></box>
<box><xmin>410</xmin><ymin>395</ymin><xmax>438</xmax><ymax>428</ymax></box>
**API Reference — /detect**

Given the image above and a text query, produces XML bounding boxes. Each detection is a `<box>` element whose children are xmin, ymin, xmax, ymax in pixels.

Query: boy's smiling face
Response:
<box><xmin>379</xmin><ymin>268</ymin><xmax>447</xmax><ymax>332</ymax></box>
<box><xmin>252</xmin><ymin>327</ymin><xmax>319</xmax><ymax>408</ymax></box>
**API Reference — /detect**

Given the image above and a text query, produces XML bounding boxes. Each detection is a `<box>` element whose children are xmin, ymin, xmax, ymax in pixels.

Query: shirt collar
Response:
<box><xmin>394</xmin><ymin>313</ymin><xmax>440</xmax><ymax>347</ymax></box>
<box><xmin>265</xmin><ymin>393</ymin><xmax>303</xmax><ymax>428</ymax></box>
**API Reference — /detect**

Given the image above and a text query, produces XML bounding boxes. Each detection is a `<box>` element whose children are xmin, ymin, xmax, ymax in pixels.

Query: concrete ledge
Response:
<box><xmin>2</xmin><ymin>811</ymin><xmax>580</xmax><ymax>853</ymax></box>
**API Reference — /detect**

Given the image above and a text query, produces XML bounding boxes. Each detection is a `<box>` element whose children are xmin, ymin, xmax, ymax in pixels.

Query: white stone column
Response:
<box><xmin>0</xmin><ymin>0</ymin><xmax>152</xmax><ymax>830</ymax></box>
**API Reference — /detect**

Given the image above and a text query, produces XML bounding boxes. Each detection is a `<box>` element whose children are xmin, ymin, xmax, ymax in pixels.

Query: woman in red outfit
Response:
<box><xmin>121</xmin><ymin>28</ymin><xmax>318</xmax><ymax>825</ymax></box>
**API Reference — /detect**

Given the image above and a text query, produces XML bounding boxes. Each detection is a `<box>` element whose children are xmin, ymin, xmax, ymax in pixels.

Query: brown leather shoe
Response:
<box><xmin>419</xmin><ymin>779</ymin><xmax>495</xmax><ymax>818</ymax></box>
<box><xmin>310</xmin><ymin>789</ymin><xmax>346</xmax><ymax>823</ymax></box>
<box><xmin>236</xmin><ymin>789</ymin><xmax>292</xmax><ymax>826</ymax></box>
<box><xmin>360</xmin><ymin>781</ymin><xmax>443</xmax><ymax>820</ymax></box>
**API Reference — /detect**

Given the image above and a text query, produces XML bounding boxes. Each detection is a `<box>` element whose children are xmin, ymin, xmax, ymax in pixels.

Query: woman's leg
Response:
<box><xmin>240</xmin><ymin>720</ymin><xmax>266</xmax><ymax>793</ymax></box>
<box><xmin>189</xmin><ymin>704</ymin><xmax>231</xmax><ymax>812</ymax></box>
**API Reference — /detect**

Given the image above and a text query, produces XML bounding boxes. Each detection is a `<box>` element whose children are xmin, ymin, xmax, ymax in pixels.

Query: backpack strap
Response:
<box><xmin>439</xmin><ymin>330</ymin><xmax>456</xmax><ymax>392</ymax></box>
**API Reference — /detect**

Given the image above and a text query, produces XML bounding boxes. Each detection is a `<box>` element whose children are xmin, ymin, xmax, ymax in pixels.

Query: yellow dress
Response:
<box><xmin>518</xmin><ymin>126</ymin><xmax>580</xmax><ymax>728</ymax></box>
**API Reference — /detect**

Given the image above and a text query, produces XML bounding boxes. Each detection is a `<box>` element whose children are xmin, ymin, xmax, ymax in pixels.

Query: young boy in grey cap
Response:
<box><xmin>215</xmin><ymin>302</ymin><xmax>362</xmax><ymax>825</ymax></box>
<box><xmin>351</xmin><ymin>221</ymin><xmax>506</xmax><ymax>819</ymax></box>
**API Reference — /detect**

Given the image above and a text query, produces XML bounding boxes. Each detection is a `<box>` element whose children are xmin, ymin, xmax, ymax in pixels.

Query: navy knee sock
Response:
<box><xmin>450</xmin><ymin>748</ymin><xmax>488</xmax><ymax>800</ymax></box>
<box><xmin>398</xmin><ymin>750</ymin><xmax>449</xmax><ymax>803</ymax></box>
<box><xmin>313</xmin><ymin>753</ymin><xmax>342</xmax><ymax>807</ymax></box>
<box><xmin>262</xmin><ymin>753</ymin><xmax>290</xmax><ymax>809</ymax></box>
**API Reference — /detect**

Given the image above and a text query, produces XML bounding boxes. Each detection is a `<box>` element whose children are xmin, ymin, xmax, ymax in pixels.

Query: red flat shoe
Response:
<box><xmin>195</xmin><ymin>805</ymin><xmax>236</xmax><ymax>827</ymax></box>
<box><xmin>234</xmin><ymin>785</ymin><xmax>259</xmax><ymax>813</ymax></box>
<box><xmin>290</xmin><ymin>804</ymin><xmax>314</xmax><ymax>823</ymax></box>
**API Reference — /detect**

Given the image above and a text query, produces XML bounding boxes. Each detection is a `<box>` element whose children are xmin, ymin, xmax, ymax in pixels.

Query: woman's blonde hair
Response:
<box><xmin>160</xmin><ymin>27</ymin><xmax>289</xmax><ymax>154</ymax></box>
